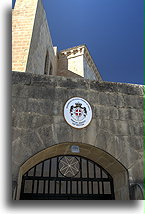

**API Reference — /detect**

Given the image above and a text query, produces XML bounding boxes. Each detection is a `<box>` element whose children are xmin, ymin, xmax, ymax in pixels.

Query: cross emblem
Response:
<box><xmin>59</xmin><ymin>156</ymin><xmax>80</xmax><ymax>177</ymax></box>
<box><xmin>75</xmin><ymin>108</ymin><xmax>82</xmax><ymax>116</ymax></box>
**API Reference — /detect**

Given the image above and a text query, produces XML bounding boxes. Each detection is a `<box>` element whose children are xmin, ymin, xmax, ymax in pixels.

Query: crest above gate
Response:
<box><xmin>64</xmin><ymin>97</ymin><xmax>92</xmax><ymax>129</ymax></box>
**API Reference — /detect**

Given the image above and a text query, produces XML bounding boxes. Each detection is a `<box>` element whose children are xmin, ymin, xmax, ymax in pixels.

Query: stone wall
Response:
<box><xmin>59</xmin><ymin>45</ymin><xmax>102</xmax><ymax>81</ymax></box>
<box><xmin>12</xmin><ymin>72</ymin><xmax>144</xmax><ymax>199</ymax></box>
<box><xmin>12</xmin><ymin>0</ymin><xmax>57</xmax><ymax>75</ymax></box>
<box><xmin>26</xmin><ymin>0</ymin><xmax>57</xmax><ymax>75</ymax></box>
<box><xmin>12</xmin><ymin>0</ymin><xmax>38</xmax><ymax>72</ymax></box>
<box><xmin>84</xmin><ymin>56</ymin><xmax>97</xmax><ymax>80</ymax></box>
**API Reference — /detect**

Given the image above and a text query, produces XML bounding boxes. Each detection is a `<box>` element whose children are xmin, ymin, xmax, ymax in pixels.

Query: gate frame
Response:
<box><xmin>16</xmin><ymin>142</ymin><xmax>130</xmax><ymax>200</ymax></box>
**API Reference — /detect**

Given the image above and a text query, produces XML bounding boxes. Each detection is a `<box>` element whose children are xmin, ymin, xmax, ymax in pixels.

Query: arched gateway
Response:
<box><xmin>16</xmin><ymin>143</ymin><xmax>129</xmax><ymax>200</ymax></box>
<box><xmin>20</xmin><ymin>155</ymin><xmax>115</xmax><ymax>200</ymax></box>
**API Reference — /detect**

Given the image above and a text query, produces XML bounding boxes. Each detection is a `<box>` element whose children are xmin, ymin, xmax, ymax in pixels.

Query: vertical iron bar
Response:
<box><xmin>36</xmin><ymin>180</ymin><xmax>39</xmax><ymax>194</ymax></box>
<box><xmin>43</xmin><ymin>180</ymin><xmax>46</xmax><ymax>194</ymax></box>
<box><xmin>94</xmin><ymin>163</ymin><xmax>96</xmax><ymax>178</ymax></box>
<box><xmin>110</xmin><ymin>179</ymin><xmax>115</xmax><ymax>199</ymax></box>
<box><xmin>98</xmin><ymin>182</ymin><xmax>100</xmax><ymax>195</ymax></box>
<box><xmin>100</xmin><ymin>169</ymin><xmax>104</xmax><ymax>194</ymax></box>
<box><xmin>80</xmin><ymin>158</ymin><xmax>83</xmax><ymax>194</ymax></box>
<box><xmin>54</xmin><ymin>157</ymin><xmax>59</xmax><ymax>194</ymax></box>
<box><xmin>48</xmin><ymin>159</ymin><xmax>51</xmax><ymax>194</ymax></box>
<box><xmin>91</xmin><ymin>181</ymin><xmax>93</xmax><ymax>195</ymax></box>
<box><xmin>20</xmin><ymin>177</ymin><xmax>25</xmax><ymax>195</ymax></box>
<box><xmin>31</xmin><ymin>166</ymin><xmax>36</xmax><ymax>193</ymax></box>
<box><xmin>59</xmin><ymin>180</ymin><xmax>61</xmax><ymax>194</ymax></box>
<box><xmin>70</xmin><ymin>180</ymin><xmax>72</xmax><ymax>195</ymax></box>
<box><xmin>66</xmin><ymin>180</ymin><xmax>68</xmax><ymax>194</ymax></box>
<box><xmin>41</xmin><ymin>161</ymin><xmax>44</xmax><ymax>177</ymax></box>
<box><xmin>87</xmin><ymin>160</ymin><xmax>89</xmax><ymax>194</ymax></box>
<box><xmin>77</xmin><ymin>181</ymin><xmax>78</xmax><ymax>195</ymax></box>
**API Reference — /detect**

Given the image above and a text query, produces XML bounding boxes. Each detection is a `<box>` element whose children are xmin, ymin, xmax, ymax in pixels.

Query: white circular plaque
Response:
<box><xmin>64</xmin><ymin>97</ymin><xmax>92</xmax><ymax>129</ymax></box>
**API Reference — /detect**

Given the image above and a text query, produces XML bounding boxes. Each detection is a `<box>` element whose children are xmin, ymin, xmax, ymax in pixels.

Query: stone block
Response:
<box><xmin>12</xmin><ymin>112</ymin><xmax>53</xmax><ymax>129</ymax></box>
<box><xmin>67</xmin><ymin>89</ymin><xmax>89</xmax><ymax>101</ymax></box>
<box><xmin>117</xmin><ymin>83</ymin><xmax>144</xmax><ymax>96</ymax></box>
<box><xmin>128</xmin><ymin>159</ymin><xmax>143</xmax><ymax>181</ymax></box>
<box><xmin>123</xmin><ymin>95</ymin><xmax>142</xmax><ymax>109</ymax></box>
<box><xmin>98</xmin><ymin>92</ymin><xmax>110</xmax><ymax>105</ymax></box>
<box><xmin>31</xmin><ymin>75</ymin><xmax>57</xmax><ymax>87</ymax></box>
<box><xmin>87</xmin><ymin>91</ymin><xmax>99</xmax><ymax>104</ymax></box>
<box><xmin>12</xmin><ymin>97</ymin><xmax>28</xmax><ymax>112</ymax></box>
<box><xmin>12</xmin><ymin>72</ymin><xmax>31</xmax><ymax>85</ymax></box>
<box><xmin>37</xmin><ymin>125</ymin><xmax>56</xmax><ymax>147</ymax></box>
<box><xmin>106</xmin><ymin>136</ymin><xmax>124</xmax><ymax>159</ymax></box>
<box><xmin>90</xmin><ymin>81</ymin><xmax>118</xmax><ymax>93</ymax></box>
<box><xmin>128</xmin><ymin>121</ymin><xmax>143</xmax><ymax>136</ymax></box>
<box><xmin>55</xmin><ymin>87</ymin><xmax>69</xmax><ymax>102</ymax></box>
<box><xmin>12</xmin><ymin>85</ymin><xmax>29</xmax><ymax>97</ymax></box>
<box><xmin>118</xmin><ymin>145</ymin><xmax>140</xmax><ymax>169</ymax></box>
<box><xmin>27</xmin><ymin>86</ymin><xmax>56</xmax><ymax>100</ymax></box>
<box><xmin>95</xmin><ymin>129</ymin><xmax>113</xmax><ymax>151</ymax></box>
<box><xmin>27</xmin><ymin>98</ymin><xmax>54</xmax><ymax>115</ymax></box>
<box><xmin>118</xmin><ymin>108</ymin><xmax>143</xmax><ymax>121</ymax></box>
<box><xmin>53</xmin><ymin>122</ymin><xmax>73</xmax><ymax>143</ymax></box>
<box><xmin>117</xmin><ymin>136</ymin><xmax>143</xmax><ymax>152</ymax></box>
<box><xmin>100</xmin><ymin>119</ymin><xmax>129</xmax><ymax>136</ymax></box>
<box><xmin>57</xmin><ymin>77</ymin><xmax>89</xmax><ymax>90</ymax></box>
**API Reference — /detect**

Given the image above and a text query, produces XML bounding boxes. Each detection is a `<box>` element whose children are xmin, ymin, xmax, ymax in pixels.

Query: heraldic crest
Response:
<box><xmin>70</xmin><ymin>102</ymin><xmax>87</xmax><ymax>122</ymax></box>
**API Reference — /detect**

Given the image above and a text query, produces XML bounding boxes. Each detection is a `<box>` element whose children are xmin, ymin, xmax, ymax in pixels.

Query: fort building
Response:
<box><xmin>12</xmin><ymin>0</ymin><xmax>144</xmax><ymax>200</ymax></box>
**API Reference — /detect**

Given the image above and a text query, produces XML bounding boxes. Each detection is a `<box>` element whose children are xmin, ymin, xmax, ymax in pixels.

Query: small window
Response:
<box><xmin>49</xmin><ymin>62</ymin><xmax>53</xmax><ymax>75</ymax></box>
<box><xmin>44</xmin><ymin>51</ymin><xmax>49</xmax><ymax>75</ymax></box>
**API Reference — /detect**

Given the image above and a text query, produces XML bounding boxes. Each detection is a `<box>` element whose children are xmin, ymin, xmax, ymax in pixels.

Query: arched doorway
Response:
<box><xmin>20</xmin><ymin>155</ymin><xmax>115</xmax><ymax>200</ymax></box>
<box><xmin>16</xmin><ymin>143</ymin><xmax>129</xmax><ymax>200</ymax></box>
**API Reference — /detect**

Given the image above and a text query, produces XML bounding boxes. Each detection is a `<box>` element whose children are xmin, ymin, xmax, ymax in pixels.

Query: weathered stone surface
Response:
<box><xmin>37</xmin><ymin>125</ymin><xmax>56</xmax><ymax>147</ymax></box>
<box><xmin>27</xmin><ymin>98</ymin><xmax>54</xmax><ymax>115</ymax></box>
<box><xmin>128</xmin><ymin>158</ymin><xmax>143</xmax><ymax>181</ymax></box>
<box><xmin>12</xmin><ymin>112</ymin><xmax>53</xmax><ymax>129</ymax></box>
<box><xmin>12</xmin><ymin>72</ymin><xmax>144</xmax><ymax>200</ymax></box>
<box><xmin>12</xmin><ymin>97</ymin><xmax>28</xmax><ymax>112</ymax></box>
<box><xmin>26</xmin><ymin>86</ymin><xmax>56</xmax><ymax>99</ymax></box>
<box><xmin>123</xmin><ymin>95</ymin><xmax>143</xmax><ymax>109</ymax></box>
<box><xmin>118</xmin><ymin>108</ymin><xmax>143</xmax><ymax>121</ymax></box>
<box><xmin>57</xmin><ymin>77</ymin><xmax>89</xmax><ymax>90</ymax></box>
<box><xmin>90</xmin><ymin>81</ymin><xmax>118</xmax><ymax>93</ymax></box>
<box><xmin>12</xmin><ymin>72</ymin><xmax>31</xmax><ymax>85</ymax></box>
<box><xmin>31</xmin><ymin>75</ymin><xmax>57</xmax><ymax>87</ymax></box>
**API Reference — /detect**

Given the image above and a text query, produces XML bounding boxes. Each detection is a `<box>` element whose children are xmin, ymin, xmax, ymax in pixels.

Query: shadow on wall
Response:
<box><xmin>57</xmin><ymin>53</ymin><xmax>82</xmax><ymax>78</ymax></box>
<box><xmin>129</xmin><ymin>183</ymin><xmax>144</xmax><ymax>200</ymax></box>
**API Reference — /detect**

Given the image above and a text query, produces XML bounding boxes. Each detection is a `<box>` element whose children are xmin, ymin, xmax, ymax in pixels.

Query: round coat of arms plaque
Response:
<box><xmin>64</xmin><ymin>97</ymin><xmax>92</xmax><ymax>128</ymax></box>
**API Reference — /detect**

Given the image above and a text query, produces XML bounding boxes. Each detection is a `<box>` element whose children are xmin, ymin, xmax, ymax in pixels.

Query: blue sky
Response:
<box><xmin>12</xmin><ymin>0</ymin><xmax>143</xmax><ymax>85</ymax></box>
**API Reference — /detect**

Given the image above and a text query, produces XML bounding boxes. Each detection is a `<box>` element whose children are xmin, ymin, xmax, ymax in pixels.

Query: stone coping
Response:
<box><xmin>12</xmin><ymin>71</ymin><xmax>144</xmax><ymax>96</ymax></box>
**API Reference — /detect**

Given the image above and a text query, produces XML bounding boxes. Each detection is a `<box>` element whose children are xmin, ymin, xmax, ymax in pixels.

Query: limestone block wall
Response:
<box><xmin>84</xmin><ymin>57</ymin><xmax>97</xmax><ymax>80</ymax></box>
<box><xmin>12</xmin><ymin>72</ymin><xmax>144</xmax><ymax>199</ymax></box>
<box><xmin>59</xmin><ymin>45</ymin><xmax>102</xmax><ymax>81</ymax></box>
<box><xmin>12</xmin><ymin>0</ymin><xmax>56</xmax><ymax>75</ymax></box>
<box><xmin>12</xmin><ymin>0</ymin><xmax>38</xmax><ymax>72</ymax></box>
<box><xmin>26</xmin><ymin>0</ymin><xmax>57</xmax><ymax>75</ymax></box>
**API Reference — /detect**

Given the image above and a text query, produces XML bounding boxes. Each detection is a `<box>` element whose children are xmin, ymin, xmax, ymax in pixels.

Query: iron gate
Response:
<box><xmin>20</xmin><ymin>155</ymin><xmax>115</xmax><ymax>200</ymax></box>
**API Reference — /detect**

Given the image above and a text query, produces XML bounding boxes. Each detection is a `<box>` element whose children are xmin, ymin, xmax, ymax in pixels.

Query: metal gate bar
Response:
<box><xmin>20</xmin><ymin>155</ymin><xmax>115</xmax><ymax>200</ymax></box>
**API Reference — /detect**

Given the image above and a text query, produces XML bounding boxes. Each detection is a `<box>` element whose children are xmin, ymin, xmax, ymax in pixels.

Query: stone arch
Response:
<box><xmin>16</xmin><ymin>142</ymin><xmax>130</xmax><ymax>200</ymax></box>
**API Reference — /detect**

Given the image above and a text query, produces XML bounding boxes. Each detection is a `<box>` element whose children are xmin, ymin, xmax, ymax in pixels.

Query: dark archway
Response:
<box><xmin>20</xmin><ymin>155</ymin><xmax>115</xmax><ymax>200</ymax></box>
<box><xmin>16</xmin><ymin>143</ymin><xmax>129</xmax><ymax>200</ymax></box>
